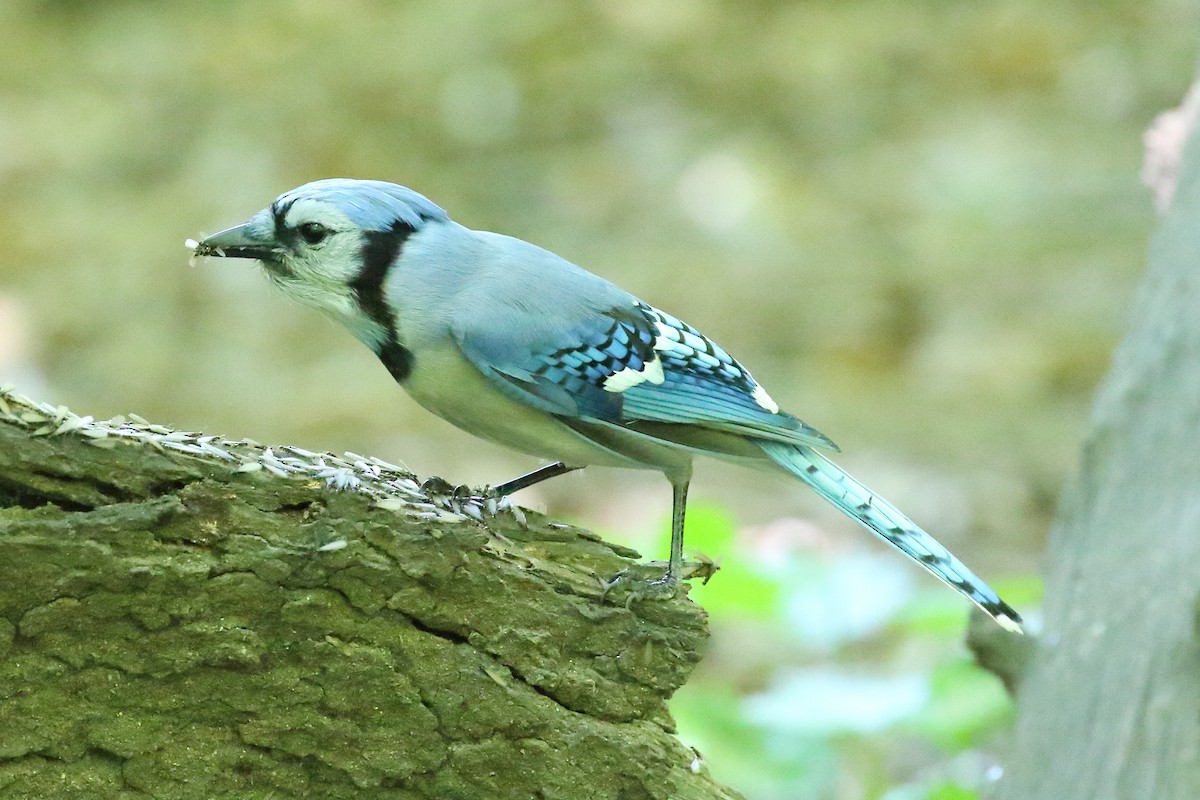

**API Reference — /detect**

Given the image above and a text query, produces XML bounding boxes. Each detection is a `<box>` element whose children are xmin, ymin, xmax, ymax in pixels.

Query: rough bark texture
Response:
<box><xmin>0</xmin><ymin>394</ymin><xmax>740</xmax><ymax>800</ymax></box>
<box><xmin>993</xmin><ymin>121</ymin><xmax>1200</xmax><ymax>797</ymax></box>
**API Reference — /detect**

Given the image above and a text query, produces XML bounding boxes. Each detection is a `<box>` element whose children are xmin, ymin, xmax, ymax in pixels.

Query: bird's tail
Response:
<box><xmin>758</xmin><ymin>441</ymin><xmax>1023</xmax><ymax>633</ymax></box>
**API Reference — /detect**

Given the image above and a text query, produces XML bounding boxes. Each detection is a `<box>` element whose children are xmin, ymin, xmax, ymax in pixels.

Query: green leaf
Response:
<box><xmin>907</xmin><ymin>659</ymin><xmax>1014</xmax><ymax>749</ymax></box>
<box><xmin>672</xmin><ymin>502</ymin><xmax>781</xmax><ymax>617</ymax></box>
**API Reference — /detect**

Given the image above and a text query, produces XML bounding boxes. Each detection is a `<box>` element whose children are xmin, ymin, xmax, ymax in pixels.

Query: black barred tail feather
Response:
<box><xmin>758</xmin><ymin>442</ymin><xmax>1023</xmax><ymax>633</ymax></box>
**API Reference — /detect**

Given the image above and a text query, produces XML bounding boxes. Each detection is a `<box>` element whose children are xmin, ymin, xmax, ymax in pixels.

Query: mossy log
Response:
<box><xmin>0</xmin><ymin>390</ymin><xmax>740</xmax><ymax>800</ymax></box>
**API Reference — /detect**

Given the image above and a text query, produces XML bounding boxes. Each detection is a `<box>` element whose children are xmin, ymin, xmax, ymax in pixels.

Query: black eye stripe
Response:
<box><xmin>271</xmin><ymin>198</ymin><xmax>297</xmax><ymax>241</ymax></box>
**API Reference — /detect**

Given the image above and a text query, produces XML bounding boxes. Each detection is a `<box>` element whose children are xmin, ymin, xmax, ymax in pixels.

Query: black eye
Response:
<box><xmin>298</xmin><ymin>222</ymin><xmax>330</xmax><ymax>245</ymax></box>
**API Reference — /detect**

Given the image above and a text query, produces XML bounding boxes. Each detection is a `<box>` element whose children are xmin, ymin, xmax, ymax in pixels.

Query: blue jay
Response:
<box><xmin>192</xmin><ymin>178</ymin><xmax>1022</xmax><ymax>632</ymax></box>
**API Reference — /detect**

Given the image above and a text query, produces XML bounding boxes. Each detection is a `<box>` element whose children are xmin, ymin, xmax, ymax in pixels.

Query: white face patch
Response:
<box><xmin>257</xmin><ymin>201</ymin><xmax>375</xmax><ymax>323</ymax></box>
<box><xmin>603</xmin><ymin>355</ymin><xmax>665</xmax><ymax>393</ymax></box>
<box><xmin>752</xmin><ymin>383</ymin><xmax>780</xmax><ymax>414</ymax></box>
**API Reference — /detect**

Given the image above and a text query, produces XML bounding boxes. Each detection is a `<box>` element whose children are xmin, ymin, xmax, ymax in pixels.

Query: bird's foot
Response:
<box><xmin>420</xmin><ymin>476</ymin><xmax>526</xmax><ymax>526</ymax></box>
<box><xmin>463</xmin><ymin>482</ymin><xmax>530</xmax><ymax>526</ymax></box>
<box><xmin>601</xmin><ymin>555</ymin><xmax>720</xmax><ymax>606</ymax></box>
<box><xmin>420</xmin><ymin>475</ymin><xmax>467</xmax><ymax>499</ymax></box>
<box><xmin>601</xmin><ymin>567</ymin><xmax>681</xmax><ymax>607</ymax></box>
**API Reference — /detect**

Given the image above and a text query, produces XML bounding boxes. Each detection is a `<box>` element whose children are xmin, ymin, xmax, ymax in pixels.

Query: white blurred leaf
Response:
<box><xmin>781</xmin><ymin>552</ymin><xmax>916</xmax><ymax>649</ymax></box>
<box><xmin>744</xmin><ymin>669</ymin><xmax>930</xmax><ymax>735</ymax></box>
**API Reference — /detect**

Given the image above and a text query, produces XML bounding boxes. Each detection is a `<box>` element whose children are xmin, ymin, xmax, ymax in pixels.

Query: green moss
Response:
<box><xmin>0</xmin><ymin>419</ymin><xmax>733</xmax><ymax>798</ymax></box>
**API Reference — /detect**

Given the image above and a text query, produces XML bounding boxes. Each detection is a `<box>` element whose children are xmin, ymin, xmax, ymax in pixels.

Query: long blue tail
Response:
<box><xmin>759</xmin><ymin>441</ymin><xmax>1022</xmax><ymax>633</ymax></box>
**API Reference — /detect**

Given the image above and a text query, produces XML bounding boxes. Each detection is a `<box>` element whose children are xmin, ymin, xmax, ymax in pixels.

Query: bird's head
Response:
<box><xmin>192</xmin><ymin>178</ymin><xmax>448</xmax><ymax>327</ymax></box>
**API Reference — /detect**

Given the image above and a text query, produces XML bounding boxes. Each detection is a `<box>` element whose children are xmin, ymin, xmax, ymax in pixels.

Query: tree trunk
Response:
<box><xmin>0</xmin><ymin>389</ymin><xmax>740</xmax><ymax>800</ymax></box>
<box><xmin>993</xmin><ymin>105</ymin><xmax>1200</xmax><ymax>798</ymax></box>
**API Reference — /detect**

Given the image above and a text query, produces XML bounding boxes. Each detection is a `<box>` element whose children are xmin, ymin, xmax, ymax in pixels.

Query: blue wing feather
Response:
<box><xmin>457</xmin><ymin>305</ymin><xmax>653</xmax><ymax>421</ymax></box>
<box><xmin>456</xmin><ymin>299</ymin><xmax>836</xmax><ymax>450</ymax></box>
<box><xmin>623</xmin><ymin>304</ymin><xmax>837</xmax><ymax>449</ymax></box>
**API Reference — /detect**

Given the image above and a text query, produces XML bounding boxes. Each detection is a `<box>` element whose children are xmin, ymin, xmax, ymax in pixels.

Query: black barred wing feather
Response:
<box><xmin>623</xmin><ymin>304</ymin><xmax>837</xmax><ymax>450</ymax></box>
<box><xmin>456</xmin><ymin>305</ymin><xmax>662</xmax><ymax>421</ymax></box>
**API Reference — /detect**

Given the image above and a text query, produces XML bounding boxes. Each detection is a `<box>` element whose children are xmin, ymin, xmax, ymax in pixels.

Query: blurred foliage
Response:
<box><xmin>0</xmin><ymin>0</ymin><xmax>1193</xmax><ymax>797</ymax></box>
<box><xmin>667</xmin><ymin>506</ymin><xmax>1019</xmax><ymax>799</ymax></box>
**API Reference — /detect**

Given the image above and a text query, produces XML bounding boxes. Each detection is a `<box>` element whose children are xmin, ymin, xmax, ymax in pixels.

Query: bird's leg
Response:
<box><xmin>602</xmin><ymin>475</ymin><xmax>690</xmax><ymax>604</ymax></box>
<box><xmin>421</xmin><ymin>463</ymin><xmax>580</xmax><ymax>527</ymax></box>
<box><xmin>422</xmin><ymin>462</ymin><xmax>577</xmax><ymax>501</ymax></box>
<box><xmin>662</xmin><ymin>478</ymin><xmax>688</xmax><ymax>588</ymax></box>
<box><xmin>482</xmin><ymin>462</ymin><xmax>580</xmax><ymax>526</ymax></box>
<box><xmin>489</xmin><ymin>462</ymin><xmax>580</xmax><ymax>497</ymax></box>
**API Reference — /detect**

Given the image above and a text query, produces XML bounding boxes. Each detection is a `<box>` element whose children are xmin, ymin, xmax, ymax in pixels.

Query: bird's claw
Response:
<box><xmin>420</xmin><ymin>476</ymin><xmax>525</xmax><ymax>526</ymax></box>
<box><xmin>421</xmin><ymin>475</ymin><xmax>505</xmax><ymax>501</ymax></box>
<box><xmin>600</xmin><ymin>554</ymin><xmax>720</xmax><ymax>606</ymax></box>
<box><xmin>601</xmin><ymin>568</ymin><xmax>681</xmax><ymax>608</ymax></box>
<box><xmin>420</xmin><ymin>475</ymin><xmax>468</xmax><ymax>498</ymax></box>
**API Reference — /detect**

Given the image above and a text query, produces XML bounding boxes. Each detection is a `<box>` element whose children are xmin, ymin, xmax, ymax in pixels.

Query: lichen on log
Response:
<box><xmin>0</xmin><ymin>388</ymin><xmax>740</xmax><ymax>800</ymax></box>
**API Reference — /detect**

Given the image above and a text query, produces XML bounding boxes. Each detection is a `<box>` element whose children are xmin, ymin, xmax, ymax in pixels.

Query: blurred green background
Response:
<box><xmin>1</xmin><ymin>1</ymin><xmax>1192</xmax><ymax>797</ymax></box>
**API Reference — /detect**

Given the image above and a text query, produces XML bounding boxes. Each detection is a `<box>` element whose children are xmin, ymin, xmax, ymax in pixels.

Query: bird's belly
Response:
<box><xmin>401</xmin><ymin>346</ymin><xmax>657</xmax><ymax>470</ymax></box>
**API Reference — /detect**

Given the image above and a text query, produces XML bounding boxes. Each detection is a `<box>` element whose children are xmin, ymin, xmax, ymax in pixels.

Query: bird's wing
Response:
<box><xmin>453</xmin><ymin>298</ymin><xmax>836</xmax><ymax>450</ymax></box>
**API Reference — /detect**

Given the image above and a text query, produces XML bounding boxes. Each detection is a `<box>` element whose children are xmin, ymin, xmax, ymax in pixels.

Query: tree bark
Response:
<box><xmin>993</xmin><ymin>108</ymin><xmax>1200</xmax><ymax>798</ymax></box>
<box><xmin>0</xmin><ymin>390</ymin><xmax>740</xmax><ymax>800</ymax></box>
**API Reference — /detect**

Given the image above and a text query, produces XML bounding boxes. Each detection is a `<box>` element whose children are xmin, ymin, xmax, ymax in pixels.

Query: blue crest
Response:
<box><xmin>273</xmin><ymin>178</ymin><xmax>449</xmax><ymax>231</ymax></box>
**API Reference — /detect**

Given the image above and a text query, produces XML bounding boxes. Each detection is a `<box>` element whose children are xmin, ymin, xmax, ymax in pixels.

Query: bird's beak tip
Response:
<box><xmin>188</xmin><ymin>218</ymin><xmax>278</xmax><ymax>262</ymax></box>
